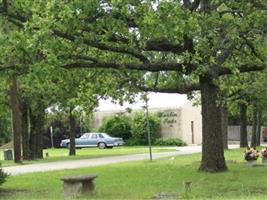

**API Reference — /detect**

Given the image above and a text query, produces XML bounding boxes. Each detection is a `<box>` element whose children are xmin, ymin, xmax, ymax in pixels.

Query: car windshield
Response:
<box><xmin>100</xmin><ymin>133</ymin><xmax>112</xmax><ymax>138</ymax></box>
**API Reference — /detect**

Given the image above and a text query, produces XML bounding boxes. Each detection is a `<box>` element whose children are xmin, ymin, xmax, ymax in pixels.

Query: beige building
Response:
<box><xmin>91</xmin><ymin>101</ymin><xmax>202</xmax><ymax>145</ymax></box>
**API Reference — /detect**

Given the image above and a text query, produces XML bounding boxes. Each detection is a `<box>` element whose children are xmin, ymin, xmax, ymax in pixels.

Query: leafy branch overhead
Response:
<box><xmin>1</xmin><ymin>1</ymin><xmax>266</xmax><ymax>89</ymax></box>
<box><xmin>43</xmin><ymin>1</ymin><xmax>266</xmax><ymax>93</ymax></box>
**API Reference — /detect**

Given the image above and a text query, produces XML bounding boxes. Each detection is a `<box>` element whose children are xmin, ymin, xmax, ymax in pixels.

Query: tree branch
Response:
<box><xmin>241</xmin><ymin>36</ymin><xmax>264</xmax><ymax>62</ymax></box>
<box><xmin>123</xmin><ymin>72</ymin><xmax>200</xmax><ymax>94</ymax></box>
<box><xmin>219</xmin><ymin>10</ymin><xmax>243</xmax><ymax>17</ymax></box>
<box><xmin>144</xmin><ymin>38</ymin><xmax>184</xmax><ymax>53</ymax></box>
<box><xmin>62</xmin><ymin>61</ymin><xmax>186</xmax><ymax>72</ymax></box>
<box><xmin>191</xmin><ymin>0</ymin><xmax>201</xmax><ymax>11</ymax></box>
<box><xmin>136</xmin><ymin>83</ymin><xmax>200</xmax><ymax>94</ymax></box>
<box><xmin>218</xmin><ymin>64</ymin><xmax>265</xmax><ymax>76</ymax></box>
<box><xmin>144</xmin><ymin>35</ymin><xmax>195</xmax><ymax>54</ymax></box>
<box><xmin>53</xmin><ymin>30</ymin><xmax>149</xmax><ymax>63</ymax></box>
<box><xmin>183</xmin><ymin>0</ymin><xmax>200</xmax><ymax>11</ymax></box>
<box><xmin>59</xmin><ymin>55</ymin><xmax>98</xmax><ymax>63</ymax></box>
<box><xmin>183</xmin><ymin>0</ymin><xmax>191</xmax><ymax>9</ymax></box>
<box><xmin>6</xmin><ymin>17</ymin><xmax>24</xmax><ymax>27</ymax></box>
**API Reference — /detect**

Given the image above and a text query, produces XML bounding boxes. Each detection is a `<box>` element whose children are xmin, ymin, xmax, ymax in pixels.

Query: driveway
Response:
<box><xmin>2</xmin><ymin>145</ymin><xmax>238</xmax><ymax>176</ymax></box>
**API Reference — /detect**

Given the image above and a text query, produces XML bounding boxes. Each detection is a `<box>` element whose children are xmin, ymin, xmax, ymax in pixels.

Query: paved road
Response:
<box><xmin>2</xmin><ymin>145</ymin><xmax>238</xmax><ymax>176</ymax></box>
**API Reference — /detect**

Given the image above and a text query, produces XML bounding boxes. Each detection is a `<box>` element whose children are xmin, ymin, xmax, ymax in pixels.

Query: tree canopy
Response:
<box><xmin>0</xmin><ymin>0</ymin><xmax>266</xmax><ymax>171</ymax></box>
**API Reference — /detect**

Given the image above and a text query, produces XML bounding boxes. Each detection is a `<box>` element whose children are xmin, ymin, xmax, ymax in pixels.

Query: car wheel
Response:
<box><xmin>98</xmin><ymin>142</ymin><xmax>106</xmax><ymax>149</ymax></box>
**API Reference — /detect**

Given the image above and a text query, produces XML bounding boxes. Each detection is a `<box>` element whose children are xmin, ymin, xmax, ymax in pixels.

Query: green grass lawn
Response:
<box><xmin>1</xmin><ymin>148</ymin><xmax>267</xmax><ymax>200</ymax></box>
<box><xmin>0</xmin><ymin>146</ymin><xmax>176</xmax><ymax>167</ymax></box>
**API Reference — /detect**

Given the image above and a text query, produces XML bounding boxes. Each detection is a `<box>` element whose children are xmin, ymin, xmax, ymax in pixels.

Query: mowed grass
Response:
<box><xmin>0</xmin><ymin>146</ymin><xmax>176</xmax><ymax>167</ymax></box>
<box><xmin>1</xmin><ymin>148</ymin><xmax>267</xmax><ymax>200</ymax></box>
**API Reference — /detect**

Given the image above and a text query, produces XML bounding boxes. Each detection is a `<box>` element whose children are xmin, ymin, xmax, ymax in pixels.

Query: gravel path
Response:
<box><xmin>2</xmin><ymin>145</ymin><xmax>238</xmax><ymax>176</ymax></box>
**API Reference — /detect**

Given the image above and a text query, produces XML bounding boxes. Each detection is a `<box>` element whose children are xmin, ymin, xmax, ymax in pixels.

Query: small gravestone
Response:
<box><xmin>250</xmin><ymin>163</ymin><xmax>267</xmax><ymax>167</ymax></box>
<box><xmin>226</xmin><ymin>160</ymin><xmax>237</xmax><ymax>164</ymax></box>
<box><xmin>246</xmin><ymin>160</ymin><xmax>257</xmax><ymax>167</ymax></box>
<box><xmin>152</xmin><ymin>192</ymin><xmax>179</xmax><ymax>199</ymax></box>
<box><xmin>262</xmin><ymin>157</ymin><xmax>267</xmax><ymax>163</ymax></box>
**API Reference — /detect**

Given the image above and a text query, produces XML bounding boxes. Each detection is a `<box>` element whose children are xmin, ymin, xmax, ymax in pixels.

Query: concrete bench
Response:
<box><xmin>61</xmin><ymin>174</ymin><xmax>97</xmax><ymax>197</ymax></box>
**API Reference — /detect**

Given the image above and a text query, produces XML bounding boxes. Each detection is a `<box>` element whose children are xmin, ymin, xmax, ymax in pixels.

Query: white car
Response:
<box><xmin>60</xmin><ymin>133</ymin><xmax>124</xmax><ymax>149</ymax></box>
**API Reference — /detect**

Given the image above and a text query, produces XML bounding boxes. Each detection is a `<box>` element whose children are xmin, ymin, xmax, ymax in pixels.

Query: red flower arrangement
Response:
<box><xmin>244</xmin><ymin>147</ymin><xmax>260</xmax><ymax>161</ymax></box>
<box><xmin>261</xmin><ymin>147</ymin><xmax>267</xmax><ymax>158</ymax></box>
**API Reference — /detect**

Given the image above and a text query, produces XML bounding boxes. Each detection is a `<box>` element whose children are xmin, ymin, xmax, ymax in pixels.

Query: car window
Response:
<box><xmin>101</xmin><ymin>133</ymin><xmax>112</xmax><ymax>138</ymax></box>
<box><xmin>81</xmin><ymin>133</ymin><xmax>91</xmax><ymax>139</ymax></box>
<box><xmin>91</xmin><ymin>134</ymin><xmax>98</xmax><ymax>139</ymax></box>
<box><xmin>99</xmin><ymin>134</ymin><xmax>104</xmax><ymax>138</ymax></box>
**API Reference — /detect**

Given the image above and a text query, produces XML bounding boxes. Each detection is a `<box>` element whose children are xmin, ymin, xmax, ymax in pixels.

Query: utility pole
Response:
<box><xmin>50</xmin><ymin>126</ymin><xmax>54</xmax><ymax>148</ymax></box>
<box><xmin>144</xmin><ymin>94</ymin><xmax>152</xmax><ymax>161</ymax></box>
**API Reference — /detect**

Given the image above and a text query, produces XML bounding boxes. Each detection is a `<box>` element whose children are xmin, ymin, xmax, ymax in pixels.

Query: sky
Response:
<box><xmin>97</xmin><ymin>93</ymin><xmax>188</xmax><ymax>111</ymax></box>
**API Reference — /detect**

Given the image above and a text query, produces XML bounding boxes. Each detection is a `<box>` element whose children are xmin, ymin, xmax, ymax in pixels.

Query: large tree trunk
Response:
<box><xmin>69</xmin><ymin>111</ymin><xmax>76</xmax><ymax>156</ymax></box>
<box><xmin>199</xmin><ymin>78</ymin><xmax>227</xmax><ymax>172</ymax></box>
<box><xmin>251</xmin><ymin>105</ymin><xmax>257</xmax><ymax>148</ymax></box>
<box><xmin>29</xmin><ymin>105</ymin><xmax>45</xmax><ymax>159</ymax></box>
<box><xmin>239</xmin><ymin>103</ymin><xmax>248</xmax><ymax>148</ymax></box>
<box><xmin>256</xmin><ymin>109</ymin><xmax>262</xmax><ymax>146</ymax></box>
<box><xmin>35</xmin><ymin>106</ymin><xmax>45</xmax><ymax>159</ymax></box>
<box><xmin>36</xmin><ymin>119</ymin><xmax>44</xmax><ymax>159</ymax></box>
<box><xmin>21</xmin><ymin>100</ymin><xmax>31</xmax><ymax>160</ymax></box>
<box><xmin>221</xmin><ymin>106</ymin><xmax>228</xmax><ymax>150</ymax></box>
<box><xmin>10</xmin><ymin>77</ymin><xmax>22</xmax><ymax>163</ymax></box>
<box><xmin>29</xmin><ymin>108</ymin><xmax>38</xmax><ymax>159</ymax></box>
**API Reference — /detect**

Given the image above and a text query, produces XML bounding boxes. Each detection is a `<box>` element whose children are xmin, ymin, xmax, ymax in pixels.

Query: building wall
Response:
<box><xmin>91</xmin><ymin>110</ymin><xmax>126</xmax><ymax>129</ymax></box>
<box><xmin>91</xmin><ymin>103</ymin><xmax>203</xmax><ymax>144</ymax></box>
<box><xmin>154</xmin><ymin>108</ymin><xmax>183</xmax><ymax>139</ymax></box>
<box><xmin>180</xmin><ymin>102</ymin><xmax>202</xmax><ymax>144</ymax></box>
<box><xmin>228</xmin><ymin>125</ymin><xmax>266</xmax><ymax>141</ymax></box>
<box><xmin>228</xmin><ymin>126</ymin><xmax>251</xmax><ymax>141</ymax></box>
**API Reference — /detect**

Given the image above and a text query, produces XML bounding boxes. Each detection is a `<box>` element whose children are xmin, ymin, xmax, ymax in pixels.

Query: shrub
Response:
<box><xmin>131</xmin><ymin>111</ymin><xmax>161</xmax><ymax>145</ymax></box>
<box><xmin>154</xmin><ymin>138</ymin><xmax>186</xmax><ymax>146</ymax></box>
<box><xmin>0</xmin><ymin>163</ymin><xmax>7</xmax><ymax>186</ymax></box>
<box><xmin>99</xmin><ymin>114</ymin><xmax>132</xmax><ymax>140</ymax></box>
<box><xmin>124</xmin><ymin>138</ymin><xmax>141</xmax><ymax>146</ymax></box>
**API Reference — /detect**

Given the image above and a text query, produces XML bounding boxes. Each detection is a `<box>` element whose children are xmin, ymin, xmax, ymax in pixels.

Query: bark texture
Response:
<box><xmin>239</xmin><ymin>103</ymin><xmax>248</xmax><ymax>148</ymax></box>
<box><xmin>21</xmin><ymin>100</ymin><xmax>31</xmax><ymax>160</ymax></box>
<box><xmin>29</xmin><ymin>105</ymin><xmax>45</xmax><ymax>159</ymax></box>
<box><xmin>251</xmin><ymin>106</ymin><xmax>257</xmax><ymax>148</ymax></box>
<box><xmin>10</xmin><ymin>77</ymin><xmax>22</xmax><ymax>163</ymax></box>
<box><xmin>221</xmin><ymin>106</ymin><xmax>228</xmax><ymax>150</ymax></box>
<box><xmin>199</xmin><ymin>77</ymin><xmax>227</xmax><ymax>172</ymax></box>
<box><xmin>256</xmin><ymin>109</ymin><xmax>262</xmax><ymax>146</ymax></box>
<box><xmin>69</xmin><ymin>112</ymin><xmax>76</xmax><ymax>156</ymax></box>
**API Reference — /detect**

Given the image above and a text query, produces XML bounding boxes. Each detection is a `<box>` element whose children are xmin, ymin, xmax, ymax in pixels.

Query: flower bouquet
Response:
<box><xmin>261</xmin><ymin>147</ymin><xmax>267</xmax><ymax>163</ymax></box>
<box><xmin>244</xmin><ymin>147</ymin><xmax>259</xmax><ymax>162</ymax></box>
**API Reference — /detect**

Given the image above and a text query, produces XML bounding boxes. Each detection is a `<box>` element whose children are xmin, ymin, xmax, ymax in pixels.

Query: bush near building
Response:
<box><xmin>131</xmin><ymin>111</ymin><xmax>161</xmax><ymax>145</ymax></box>
<box><xmin>0</xmin><ymin>163</ymin><xmax>7</xmax><ymax>186</ymax></box>
<box><xmin>154</xmin><ymin>138</ymin><xmax>186</xmax><ymax>146</ymax></box>
<box><xmin>99</xmin><ymin>111</ymin><xmax>186</xmax><ymax>146</ymax></box>
<box><xmin>99</xmin><ymin>114</ymin><xmax>132</xmax><ymax>140</ymax></box>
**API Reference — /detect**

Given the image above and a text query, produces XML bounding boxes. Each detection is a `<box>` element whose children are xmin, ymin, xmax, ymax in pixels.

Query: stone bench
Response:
<box><xmin>61</xmin><ymin>174</ymin><xmax>97</xmax><ymax>197</ymax></box>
